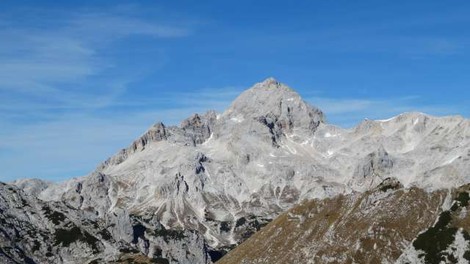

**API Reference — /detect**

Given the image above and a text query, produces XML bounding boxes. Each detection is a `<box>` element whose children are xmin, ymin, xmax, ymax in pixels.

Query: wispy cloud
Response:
<box><xmin>70</xmin><ymin>13</ymin><xmax>190</xmax><ymax>39</ymax></box>
<box><xmin>155</xmin><ymin>87</ymin><xmax>244</xmax><ymax>112</ymax></box>
<box><xmin>0</xmin><ymin>85</ymin><xmax>242</xmax><ymax>182</ymax></box>
<box><xmin>307</xmin><ymin>96</ymin><xmax>464</xmax><ymax>127</ymax></box>
<box><xmin>0</xmin><ymin>8</ymin><xmax>191</xmax><ymax>116</ymax></box>
<box><xmin>0</xmin><ymin>7</ymin><xmax>196</xmax><ymax>181</ymax></box>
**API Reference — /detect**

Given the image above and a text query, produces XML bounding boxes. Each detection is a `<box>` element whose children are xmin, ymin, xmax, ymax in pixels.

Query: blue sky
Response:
<box><xmin>1</xmin><ymin>0</ymin><xmax>469</xmax><ymax>181</ymax></box>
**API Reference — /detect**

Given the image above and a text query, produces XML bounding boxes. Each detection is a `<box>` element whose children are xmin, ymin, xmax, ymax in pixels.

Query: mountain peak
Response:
<box><xmin>251</xmin><ymin>77</ymin><xmax>292</xmax><ymax>92</ymax></box>
<box><xmin>257</xmin><ymin>77</ymin><xmax>281</xmax><ymax>87</ymax></box>
<box><xmin>222</xmin><ymin>78</ymin><xmax>324</xmax><ymax>134</ymax></box>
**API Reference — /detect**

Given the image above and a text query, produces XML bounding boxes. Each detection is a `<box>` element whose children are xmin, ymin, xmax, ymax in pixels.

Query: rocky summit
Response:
<box><xmin>1</xmin><ymin>78</ymin><xmax>470</xmax><ymax>263</ymax></box>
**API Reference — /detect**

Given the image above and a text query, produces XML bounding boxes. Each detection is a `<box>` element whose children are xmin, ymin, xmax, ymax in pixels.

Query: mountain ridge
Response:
<box><xmin>3</xmin><ymin>77</ymin><xmax>470</xmax><ymax>263</ymax></box>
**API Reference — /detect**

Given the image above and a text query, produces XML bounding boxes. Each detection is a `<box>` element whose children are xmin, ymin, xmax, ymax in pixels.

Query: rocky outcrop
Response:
<box><xmin>60</xmin><ymin>172</ymin><xmax>113</xmax><ymax>217</ymax></box>
<box><xmin>11</xmin><ymin>178</ymin><xmax>50</xmax><ymax>197</ymax></box>
<box><xmin>181</xmin><ymin>111</ymin><xmax>217</xmax><ymax>146</ymax></box>
<box><xmin>0</xmin><ymin>182</ymin><xmax>109</xmax><ymax>263</ymax></box>
<box><xmin>97</xmin><ymin>122</ymin><xmax>169</xmax><ymax>170</ymax></box>
<box><xmin>349</xmin><ymin>146</ymin><xmax>394</xmax><ymax>191</ymax></box>
<box><xmin>97</xmin><ymin>111</ymin><xmax>217</xmax><ymax>171</ymax></box>
<box><xmin>0</xmin><ymin>182</ymin><xmax>213</xmax><ymax>264</ymax></box>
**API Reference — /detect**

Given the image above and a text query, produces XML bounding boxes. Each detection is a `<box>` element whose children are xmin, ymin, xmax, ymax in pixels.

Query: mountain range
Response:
<box><xmin>1</xmin><ymin>78</ymin><xmax>470</xmax><ymax>263</ymax></box>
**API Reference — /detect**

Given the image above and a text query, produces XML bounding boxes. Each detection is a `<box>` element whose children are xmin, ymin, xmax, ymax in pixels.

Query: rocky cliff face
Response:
<box><xmin>0</xmin><ymin>182</ymin><xmax>209</xmax><ymax>264</ymax></box>
<box><xmin>2</xmin><ymin>78</ymin><xmax>470</xmax><ymax>263</ymax></box>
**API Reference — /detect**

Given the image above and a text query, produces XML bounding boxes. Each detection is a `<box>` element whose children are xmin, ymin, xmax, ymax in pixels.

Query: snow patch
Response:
<box><xmin>284</xmin><ymin>144</ymin><xmax>297</xmax><ymax>154</ymax></box>
<box><xmin>441</xmin><ymin>190</ymin><xmax>453</xmax><ymax>211</ymax></box>
<box><xmin>230</xmin><ymin>115</ymin><xmax>244</xmax><ymax>123</ymax></box>
<box><xmin>326</xmin><ymin>150</ymin><xmax>334</xmax><ymax>158</ymax></box>
<box><xmin>443</xmin><ymin>155</ymin><xmax>460</xmax><ymax>166</ymax></box>
<box><xmin>324</xmin><ymin>132</ymin><xmax>337</xmax><ymax>138</ymax></box>
<box><xmin>377</xmin><ymin>116</ymin><xmax>396</xmax><ymax>122</ymax></box>
<box><xmin>202</xmin><ymin>133</ymin><xmax>214</xmax><ymax>145</ymax></box>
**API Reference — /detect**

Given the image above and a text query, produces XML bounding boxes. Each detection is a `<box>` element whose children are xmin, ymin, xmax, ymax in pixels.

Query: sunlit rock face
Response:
<box><xmin>4</xmin><ymin>78</ymin><xmax>470</xmax><ymax>263</ymax></box>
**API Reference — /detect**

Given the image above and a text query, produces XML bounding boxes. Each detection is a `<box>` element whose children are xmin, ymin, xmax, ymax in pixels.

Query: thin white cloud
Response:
<box><xmin>0</xmin><ymin>9</ymin><xmax>191</xmax><ymax>110</ymax></box>
<box><xmin>0</xmin><ymin>7</ymin><xmax>197</xmax><ymax>181</ymax></box>
<box><xmin>70</xmin><ymin>13</ymin><xmax>190</xmax><ymax>39</ymax></box>
<box><xmin>157</xmin><ymin>86</ymin><xmax>244</xmax><ymax>111</ymax></box>
<box><xmin>0</xmin><ymin>86</ymin><xmax>242</xmax><ymax>182</ymax></box>
<box><xmin>308</xmin><ymin>98</ymin><xmax>374</xmax><ymax>114</ymax></box>
<box><xmin>307</xmin><ymin>96</ymin><xmax>464</xmax><ymax>127</ymax></box>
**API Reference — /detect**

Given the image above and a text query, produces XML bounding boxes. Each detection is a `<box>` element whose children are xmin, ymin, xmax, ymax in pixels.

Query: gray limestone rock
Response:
<box><xmin>4</xmin><ymin>78</ymin><xmax>470</xmax><ymax>263</ymax></box>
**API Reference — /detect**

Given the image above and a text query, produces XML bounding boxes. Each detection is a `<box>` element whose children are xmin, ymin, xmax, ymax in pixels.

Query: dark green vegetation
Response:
<box><xmin>235</xmin><ymin>217</ymin><xmax>246</xmax><ymax>227</ymax></box>
<box><xmin>42</xmin><ymin>206</ymin><xmax>66</xmax><ymax>225</ymax></box>
<box><xmin>456</xmin><ymin>192</ymin><xmax>470</xmax><ymax>207</ymax></box>
<box><xmin>153</xmin><ymin>257</ymin><xmax>170</xmax><ymax>264</ymax></box>
<box><xmin>132</xmin><ymin>224</ymin><xmax>146</xmax><ymax>244</ymax></box>
<box><xmin>119</xmin><ymin>248</ymin><xmax>141</xmax><ymax>254</ymax></box>
<box><xmin>220</xmin><ymin>221</ymin><xmax>231</xmax><ymax>232</ymax></box>
<box><xmin>413</xmin><ymin>211</ymin><xmax>458</xmax><ymax>263</ymax></box>
<box><xmin>153</xmin><ymin>226</ymin><xmax>186</xmax><ymax>243</ymax></box>
<box><xmin>377</xmin><ymin>178</ymin><xmax>403</xmax><ymax>193</ymax></box>
<box><xmin>54</xmin><ymin>226</ymin><xmax>100</xmax><ymax>253</ymax></box>
<box><xmin>379</xmin><ymin>183</ymin><xmax>400</xmax><ymax>192</ymax></box>
<box><xmin>413</xmin><ymin>191</ymin><xmax>470</xmax><ymax>263</ymax></box>
<box><xmin>233</xmin><ymin>215</ymin><xmax>271</xmax><ymax>241</ymax></box>
<box><xmin>379</xmin><ymin>184</ymin><xmax>398</xmax><ymax>193</ymax></box>
<box><xmin>98</xmin><ymin>229</ymin><xmax>112</xmax><ymax>240</ymax></box>
<box><xmin>208</xmin><ymin>245</ymin><xmax>236</xmax><ymax>263</ymax></box>
<box><xmin>451</xmin><ymin>192</ymin><xmax>470</xmax><ymax>211</ymax></box>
